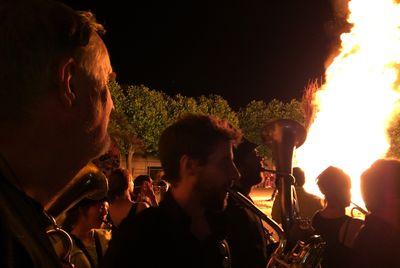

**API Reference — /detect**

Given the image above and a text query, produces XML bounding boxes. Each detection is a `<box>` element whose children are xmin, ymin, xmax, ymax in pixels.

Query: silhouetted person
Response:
<box><xmin>107</xmin><ymin>169</ymin><xmax>149</xmax><ymax>228</ymax></box>
<box><xmin>272</xmin><ymin>167</ymin><xmax>323</xmax><ymax>224</ymax></box>
<box><xmin>0</xmin><ymin>1</ymin><xmax>114</xmax><ymax>267</ymax></box>
<box><xmin>102</xmin><ymin>114</ymin><xmax>241</xmax><ymax>268</ymax></box>
<box><xmin>312</xmin><ymin>166</ymin><xmax>362</xmax><ymax>268</ymax></box>
<box><xmin>225</xmin><ymin>139</ymin><xmax>269</xmax><ymax>268</ymax></box>
<box><xmin>352</xmin><ymin>159</ymin><xmax>400</xmax><ymax>267</ymax></box>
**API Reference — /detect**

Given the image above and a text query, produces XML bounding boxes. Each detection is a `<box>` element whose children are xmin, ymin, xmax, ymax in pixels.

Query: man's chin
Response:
<box><xmin>93</xmin><ymin>134</ymin><xmax>111</xmax><ymax>159</ymax></box>
<box><xmin>206</xmin><ymin>193</ymin><xmax>228</xmax><ymax>212</ymax></box>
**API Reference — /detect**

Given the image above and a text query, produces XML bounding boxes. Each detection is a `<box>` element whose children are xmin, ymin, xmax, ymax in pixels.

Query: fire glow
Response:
<box><xmin>296</xmin><ymin>0</ymin><xmax>400</xmax><ymax>205</ymax></box>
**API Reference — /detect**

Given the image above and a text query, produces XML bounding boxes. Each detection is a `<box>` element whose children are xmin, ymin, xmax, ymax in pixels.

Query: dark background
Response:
<box><xmin>61</xmin><ymin>0</ymin><xmax>342</xmax><ymax>109</ymax></box>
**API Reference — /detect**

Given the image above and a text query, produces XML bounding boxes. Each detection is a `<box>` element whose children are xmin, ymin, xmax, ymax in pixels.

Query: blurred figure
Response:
<box><xmin>102</xmin><ymin>114</ymin><xmax>242</xmax><ymax>268</ymax></box>
<box><xmin>225</xmin><ymin>139</ymin><xmax>269</xmax><ymax>268</ymax></box>
<box><xmin>153</xmin><ymin>170</ymin><xmax>165</xmax><ymax>185</ymax></box>
<box><xmin>352</xmin><ymin>159</ymin><xmax>400</xmax><ymax>267</ymax></box>
<box><xmin>63</xmin><ymin>199</ymin><xmax>110</xmax><ymax>268</ymax></box>
<box><xmin>107</xmin><ymin>169</ymin><xmax>149</xmax><ymax>228</ymax></box>
<box><xmin>272</xmin><ymin>167</ymin><xmax>323</xmax><ymax>224</ymax></box>
<box><xmin>0</xmin><ymin>1</ymin><xmax>113</xmax><ymax>266</ymax></box>
<box><xmin>312</xmin><ymin>166</ymin><xmax>363</xmax><ymax>268</ymax></box>
<box><xmin>153</xmin><ymin>170</ymin><xmax>169</xmax><ymax>202</ymax></box>
<box><xmin>132</xmin><ymin>175</ymin><xmax>158</xmax><ymax>207</ymax></box>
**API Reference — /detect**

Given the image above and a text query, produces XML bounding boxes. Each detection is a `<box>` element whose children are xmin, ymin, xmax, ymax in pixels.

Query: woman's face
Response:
<box><xmin>84</xmin><ymin>201</ymin><xmax>109</xmax><ymax>229</ymax></box>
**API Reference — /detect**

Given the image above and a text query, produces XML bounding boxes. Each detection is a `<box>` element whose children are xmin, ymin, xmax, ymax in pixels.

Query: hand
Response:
<box><xmin>140</xmin><ymin>181</ymin><xmax>158</xmax><ymax>207</ymax></box>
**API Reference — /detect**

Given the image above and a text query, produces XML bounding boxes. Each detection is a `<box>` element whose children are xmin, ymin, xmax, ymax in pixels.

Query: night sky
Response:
<box><xmin>62</xmin><ymin>0</ymin><xmax>341</xmax><ymax>109</ymax></box>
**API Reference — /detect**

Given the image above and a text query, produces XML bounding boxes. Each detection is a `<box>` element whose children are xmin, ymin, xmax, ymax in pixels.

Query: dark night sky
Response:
<box><xmin>62</xmin><ymin>0</ymin><xmax>338</xmax><ymax>109</ymax></box>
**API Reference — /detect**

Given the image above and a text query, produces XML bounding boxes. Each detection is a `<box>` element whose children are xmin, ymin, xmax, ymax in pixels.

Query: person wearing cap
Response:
<box><xmin>225</xmin><ymin>139</ymin><xmax>270</xmax><ymax>268</ymax></box>
<box><xmin>62</xmin><ymin>198</ymin><xmax>110</xmax><ymax>268</ymax></box>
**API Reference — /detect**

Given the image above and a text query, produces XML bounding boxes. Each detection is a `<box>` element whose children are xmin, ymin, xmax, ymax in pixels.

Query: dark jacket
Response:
<box><xmin>352</xmin><ymin>215</ymin><xmax>400</xmax><ymax>268</ymax></box>
<box><xmin>0</xmin><ymin>171</ymin><xmax>62</xmax><ymax>268</ymax></box>
<box><xmin>225</xmin><ymin>194</ymin><xmax>269</xmax><ymax>268</ymax></box>
<box><xmin>102</xmin><ymin>191</ymin><xmax>231</xmax><ymax>268</ymax></box>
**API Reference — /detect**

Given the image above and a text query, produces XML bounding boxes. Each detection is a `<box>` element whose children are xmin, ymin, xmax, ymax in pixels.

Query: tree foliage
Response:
<box><xmin>108</xmin><ymin>81</ymin><xmax>141</xmax><ymax>156</ymax></box>
<box><xmin>108</xmin><ymin>83</ymin><xmax>239</xmax><ymax>164</ymax></box>
<box><xmin>197</xmin><ymin>94</ymin><xmax>239</xmax><ymax>127</ymax></box>
<box><xmin>238</xmin><ymin>99</ymin><xmax>305</xmax><ymax>161</ymax></box>
<box><xmin>121</xmin><ymin>84</ymin><xmax>170</xmax><ymax>154</ymax></box>
<box><xmin>108</xmin><ymin>77</ymin><xmax>312</xmax><ymax>172</ymax></box>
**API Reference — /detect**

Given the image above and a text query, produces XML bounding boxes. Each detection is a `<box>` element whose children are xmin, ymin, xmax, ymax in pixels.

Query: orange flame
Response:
<box><xmin>296</xmin><ymin>0</ymin><xmax>400</xmax><ymax>206</ymax></box>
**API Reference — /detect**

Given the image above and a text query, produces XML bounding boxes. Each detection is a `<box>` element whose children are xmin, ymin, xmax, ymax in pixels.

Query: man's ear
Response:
<box><xmin>58</xmin><ymin>58</ymin><xmax>77</xmax><ymax>108</ymax></box>
<box><xmin>179</xmin><ymin>155</ymin><xmax>200</xmax><ymax>178</ymax></box>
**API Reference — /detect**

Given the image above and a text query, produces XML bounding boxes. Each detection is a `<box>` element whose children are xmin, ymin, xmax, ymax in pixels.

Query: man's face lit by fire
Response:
<box><xmin>194</xmin><ymin>140</ymin><xmax>240</xmax><ymax>212</ymax></box>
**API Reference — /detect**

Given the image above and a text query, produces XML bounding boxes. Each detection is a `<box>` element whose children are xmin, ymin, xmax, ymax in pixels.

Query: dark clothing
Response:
<box><xmin>108</xmin><ymin>202</ymin><xmax>138</xmax><ymax>233</ymax></box>
<box><xmin>312</xmin><ymin>212</ymin><xmax>353</xmax><ymax>268</ymax></box>
<box><xmin>225</xmin><ymin>194</ymin><xmax>269</xmax><ymax>268</ymax></box>
<box><xmin>102</xmin><ymin>191</ymin><xmax>231</xmax><ymax>268</ymax></box>
<box><xmin>352</xmin><ymin>215</ymin><xmax>400</xmax><ymax>268</ymax></box>
<box><xmin>0</xmin><ymin>171</ymin><xmax>62</xmax><ymax>268</ymax></box>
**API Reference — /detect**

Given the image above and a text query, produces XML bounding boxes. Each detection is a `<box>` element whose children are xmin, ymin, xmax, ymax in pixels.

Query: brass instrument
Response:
<box><xmin>46</xmin><ymin>163</ymin><xmax>109</xmax><ymax>219</ymax></box>
<box><xmin>228</xmin><ymin>187</ymin><xmax>325</xmax><ymax>268</ymax></box>
<box><xmin>228</xmin><ymin>189</ymin><xmax>286</xmax><ymax>258</ymax></box>
<box><xmin>262</xmin><ymin>119</ymin><xmax>325</xmax><ymax>267</ymax></box>
<box><xmin>229</xmin><ymin>119</ymin><xmax>325</xmax><ymax>267</ymax></box>
<box><xmin>45</xmin><ymin>163</ymin><xmax>109</xmax><ymax>265</ymax></box>
<box><xmin>261</xmin><ymin>119</ymin><xmax>306</xmax><ymax>233</ymax></box>
<box><xmin>350</xmin><ymin>202</ymin><xmax>369</xmax><ymax>218</ymax></box>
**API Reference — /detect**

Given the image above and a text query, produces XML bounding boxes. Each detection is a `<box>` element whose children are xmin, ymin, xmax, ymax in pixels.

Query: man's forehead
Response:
<box><xmin>208</xmin><ymin>140</ymin><xmax>233</xmax><ymax>158</ymax></box>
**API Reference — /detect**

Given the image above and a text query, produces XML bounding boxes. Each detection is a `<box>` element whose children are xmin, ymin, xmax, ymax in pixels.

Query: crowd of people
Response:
<box><xmin>0</xmin><ymin>1</ymin><xmax>399</xmax><ymax>267</ymax></box>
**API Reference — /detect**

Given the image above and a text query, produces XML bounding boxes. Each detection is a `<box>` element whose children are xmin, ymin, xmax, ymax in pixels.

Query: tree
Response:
<box><xmin>122</xmin><ymin>85</ymin><xmax>170</xmax><ymax>154</ymax></box>
<box><xmin>108</xmin><ymin>82</ymin><xmax>170</xmax><ymax>172</ymax></box>
<box><xmin>108</xmin><ymin>81</ymin><xmax>143</xmax><ymax>171</ymax></box>
<box><xmin>166</xmin><ymin>94</ymin><xmax>199</xmax><ymax>124</ymax></box>
<box><xmin>197</xmin><ymin>94</ymin><xmax>239</xmax><ymax>127</ymax></box>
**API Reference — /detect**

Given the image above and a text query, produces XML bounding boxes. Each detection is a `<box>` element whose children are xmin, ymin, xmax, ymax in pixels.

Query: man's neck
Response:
<box><xmin>320</xmin><ymin>205</ymin><xmax>346</xmax><ymax>218</ymax></box>
<box><xmin>0</xmin><ymin>127</ymin><xmax>86</xmax><ymax>206</ymax></box>
<box><xmin>109</xmin><ymin>198</ymin><xmax>133</xmax><ymax>226</ymax></box>
<box><xmin>235</xmin><ymin>181</ymin><xmax>252</xmax><ymax>196</ymax></box>
<box><xmin>71</xmin><ymin>224</ymin><xmax>94</xmax><ymax>246</ymax></box>
<box><xmin>171</xmin><ymin>186</ymin><xmax>211</xmax><ymax>240</ymax></box>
